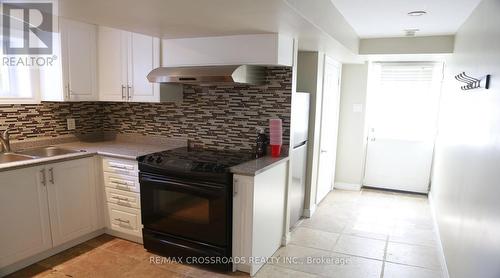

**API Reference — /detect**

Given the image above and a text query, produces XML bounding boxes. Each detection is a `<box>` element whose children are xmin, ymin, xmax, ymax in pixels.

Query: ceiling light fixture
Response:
<box><xmin>408</xmin><ymin>11</ymin><xmax>427</xmax><ymax>16</ymax></box>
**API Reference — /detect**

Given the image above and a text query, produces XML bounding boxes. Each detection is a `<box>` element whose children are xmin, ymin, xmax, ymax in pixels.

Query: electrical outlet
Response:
<box><xmin>67</xmin><ymin>118</ymin><xmax>76</xmax><ymax>130</ymax></box>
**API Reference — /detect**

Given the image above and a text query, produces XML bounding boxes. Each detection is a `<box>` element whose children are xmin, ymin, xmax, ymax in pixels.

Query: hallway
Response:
<box><xmin>256</xmin><ymin>189</ymin><xmax>445</xmax><ymax>278</ymax></box>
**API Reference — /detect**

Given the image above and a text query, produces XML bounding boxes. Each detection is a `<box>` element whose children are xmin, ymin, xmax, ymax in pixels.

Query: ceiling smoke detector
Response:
<box><xmin>408</xmin><ymin>11</ymin><xmax>427</xmax><ymax>16</ymax></box>
<box><xmin>404</xmin><ymin>28</ymin><xmax>419</xmax><ymax>37</ymax></box>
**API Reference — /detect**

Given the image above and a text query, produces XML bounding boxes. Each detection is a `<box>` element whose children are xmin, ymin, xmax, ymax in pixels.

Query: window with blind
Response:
<box><xmin>368</xmin><ymin>62</ymin><xmax>443</xmax><ymax>141</ymax></box>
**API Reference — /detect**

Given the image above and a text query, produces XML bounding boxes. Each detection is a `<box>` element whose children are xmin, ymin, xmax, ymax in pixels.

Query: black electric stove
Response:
<box><xmin>137</xmin><ymin>147</ymin><xmax>252</xmax><ymax>270</ymax></box>
<box><xmin>138</xmin><ymin>147</ymin><xmax>252</xmax><ymax>183</ymax></box>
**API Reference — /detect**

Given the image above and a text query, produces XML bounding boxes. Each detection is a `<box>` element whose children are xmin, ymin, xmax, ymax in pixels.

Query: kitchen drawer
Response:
<box><xmin>105</xmin><ymin>187</ymin><xmax>141</xmax><ymax>209</ymax></box>
<box><xmin>103</xmin><ymin>172</ymin><xmax>140</xmax><ymax>193</ymax></box>
<box><xmin>102</xmin><ymin>157</ymin><xmax>138</xmax><ymax>176</ymax></box>
<box><xmin>107</xmin><ymin>203</ymin><xmax>142</xmax><ymax>237</ymax></box>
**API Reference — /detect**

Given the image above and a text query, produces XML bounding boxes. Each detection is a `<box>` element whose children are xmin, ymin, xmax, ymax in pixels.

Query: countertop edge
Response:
<box><xmin>230</xmin><ymin>156</ymin><xmax>289</xmax><ymax>176</ymax></box>
<box><xmin>0</xmin><ymin>140</ymin><xmax>179</xmax><ymax>172</ymax></box>
<box><xmin>0</xmin><ymin>152</ymin><xmax>97</xmax><ymax>172</ymax></box>
<box><xmin>0</xmin><ymin>150</ymin><xmax>147</xmax><ymax>172</ymax></box>
<box><xmin>1</xmin><ymin>140</ymin><xmax>288</xmax><ymax>175</ymax></box>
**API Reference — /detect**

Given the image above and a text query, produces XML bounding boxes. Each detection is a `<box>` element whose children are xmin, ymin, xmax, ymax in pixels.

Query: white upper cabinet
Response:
<box><xmin>40</xmin><ymin>18</ymin><xmax>98</xmax><ymax>102</ymax></box>
<box><xmin>162</xmin><ymin>34</ymin><xmax>294</xmax><ymax>67</ymax></box>
<box><xmin>63</xmin><ymin>20</ymin><xmax>98</xmax><ymax>100</ymax></box>
<box><xmin>97</xmin><ymin>26</ymin><xmax>129</xmax><ymax>102</ymax></box>
<box><xmin>98</xmin><ymin>26</ymin><xmax>160</xmax><ymax>102</ymax></box>
<box><xmin>129</xmin><ymin>33</ymin><xmax>160</xmax><ymax>102</ymax></box>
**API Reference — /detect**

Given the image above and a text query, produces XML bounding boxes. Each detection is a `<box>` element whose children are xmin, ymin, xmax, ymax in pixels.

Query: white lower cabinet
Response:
<box><xmin>0</xmin><ymin>157</ymin><xmax>99</xmax><ymax>271</ymax></box>
<box><xmin>105</xmin><ymin>187</ymin><xmax>141</xmax><ymax>209</ymax></box>
<box><xmin>46</xmin><ymin>158</ymin><xmax>99</xmax><ymax>246</ymax></box>
<box><xmin>101</xmin><ymin>157</ymin><xmax>142</xmax><ymax>241</ymax></box>
<box><xmin>232</xmin><ymin>162</ymin><xmax>288</xmax><ymax>276</ymax></box>
<box><xmin>107</xmin><ymin>203</ymin><xmax>142</xmax><ymax>237</ymax></box>
<box><xmin>0</xmin><ymin>167</ymin><xmax>52</xmax><ymax>269</ymax></box>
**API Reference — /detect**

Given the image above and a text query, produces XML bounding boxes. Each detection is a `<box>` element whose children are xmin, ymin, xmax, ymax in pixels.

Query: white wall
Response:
<box><xmin>334</xmin><ymin>63</ymin><xmax>369</xmax><ymax>189</ymax></box>
<box><xmin>285</xmin><ymin>0</ymin><xmax>359</xmax><ymax>53</ymax></box>
<box><xmin>360</xmin><ymin>36</ymin><xmax>455</xmax><ymax>55</ymax></box>
<box><xmin>431</xmin><ymin>0</ymin><xmax>500</xmax><ymax>277</ymax></box>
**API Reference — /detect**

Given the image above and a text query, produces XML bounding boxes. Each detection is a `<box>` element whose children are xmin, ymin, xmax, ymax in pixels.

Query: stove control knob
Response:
<box><xmin>156</xmin><ymin>157</ymin><xmax>163</xmax><ymax>164</ymax></box>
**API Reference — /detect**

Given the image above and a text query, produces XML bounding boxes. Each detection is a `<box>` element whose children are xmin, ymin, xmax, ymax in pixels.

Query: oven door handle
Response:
<box><xmin>140</xmin><ymin>175</ymin><xmax>225</xmax><ymax>196</ymax></box>
<box><xmin>145</xmin><ymin>231</ymin><xmax>227</xmax><ymax>257</ymax></box>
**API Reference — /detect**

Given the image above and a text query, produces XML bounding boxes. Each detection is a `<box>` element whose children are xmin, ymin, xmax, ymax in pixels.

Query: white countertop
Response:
<box><xmin>1</xmin><ymin>138</ymin><xmax>287</xmax><ymax>175</ymax></box>
<box><xmin>0</xmin><ymin>139</ymin><xmax>185</xmax><ymax>172</ymax></box>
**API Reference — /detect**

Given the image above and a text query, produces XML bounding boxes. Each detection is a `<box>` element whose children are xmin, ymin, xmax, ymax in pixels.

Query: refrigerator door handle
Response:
<box><xmin>293</xmin><ymin>141</ymin><xmax>307</xmax><ymax>149</ymax></box>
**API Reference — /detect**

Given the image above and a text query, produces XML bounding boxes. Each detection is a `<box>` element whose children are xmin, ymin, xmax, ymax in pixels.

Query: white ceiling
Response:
<box><xmin>330</xmin><ymin>0</ymin><xmax>483</xmax><ymax>38</ymax></box>
<box><xmin>59</xmin><ymin>0</ymin><xmax>361</xmax><ymax>62</ymax></box>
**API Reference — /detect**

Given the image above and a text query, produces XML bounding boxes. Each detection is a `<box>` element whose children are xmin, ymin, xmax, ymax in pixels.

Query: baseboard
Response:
<box><xmin>0</xmin><ymin>229</ymin><xmax>105</xmax><ymax>277</ymax></box>
<box><xmin>104</xmin><ymin>229</ymin><xmax>143</xmax><ymax>244</ymax></box>
<box><xmin>428</xmin><ymin>193</ymin><xmax>450</xmax><ymax>278</ymax></box>
<box><xmin>303</xmin><ymin>204</ymin><xmax>316</xmax><ymax>218</ymax></box>
<box><xmin>235</xmin><ymin>263</ymin><xmax>251</xmax><ymax>274</ymax></box>
<box><xmin>334</xmin><ymin>182</ymin><xmax>362</xmax><ymax>191</ymax></box>
<box><xmin>281</xmin><ymin>231</ymin><xmax>291</xmax><ymax>246</ymax></box>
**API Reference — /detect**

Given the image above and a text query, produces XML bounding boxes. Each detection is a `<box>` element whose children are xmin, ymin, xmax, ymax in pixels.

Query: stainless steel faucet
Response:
<box><xmin>0</xmin><ymin>128</ymin><xmax>11</xmax><ymax>153</ymax></box>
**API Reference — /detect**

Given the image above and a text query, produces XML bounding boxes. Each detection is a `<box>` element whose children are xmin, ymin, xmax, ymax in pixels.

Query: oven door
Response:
<box><xmin>140</xmin><ymin>172</ymin><xmax>230</xmax><ymax>247</ymax></box>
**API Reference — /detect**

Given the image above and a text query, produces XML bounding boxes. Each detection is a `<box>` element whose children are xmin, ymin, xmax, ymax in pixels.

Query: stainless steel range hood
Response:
<box><xmin>147</xmin><ymin>65</ymin><xmax>266</xmax><ymax>85</ymax></box>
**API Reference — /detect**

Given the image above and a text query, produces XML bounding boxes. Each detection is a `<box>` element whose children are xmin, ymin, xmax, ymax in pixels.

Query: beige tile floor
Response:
<box><xmin>9</xmin><ymin>188</ymin><xmax>444</xmax><ymax>278</ymax></box>
<box><xmin>7</xmin><ymin>235</ymin><xmax>249</xmax><ymax>278</ymax></box>
<box><xmin>255</xmin><ymin>189</ymin><xmax>444</xmax><ymax>278</ymax></box>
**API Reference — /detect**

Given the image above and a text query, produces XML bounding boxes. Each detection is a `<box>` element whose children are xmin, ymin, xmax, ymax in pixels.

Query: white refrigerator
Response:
<box><xmin>289</xmin><ymin>92</ymin><xmax>310</xmax><ymax>229</ymax></box>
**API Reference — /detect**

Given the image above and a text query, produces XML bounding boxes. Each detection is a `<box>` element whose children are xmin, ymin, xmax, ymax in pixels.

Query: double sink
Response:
<box><xmin>0</xmin><ymin>146</ymin><xmax>82</xmax><ymax>164</ymax></box>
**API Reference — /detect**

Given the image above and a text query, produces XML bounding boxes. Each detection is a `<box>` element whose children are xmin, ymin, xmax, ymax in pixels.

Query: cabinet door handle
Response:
<box><xmin>40</xmin><ymin>169</ymin><xmax>46</xmax><ymax>186</ymax></box>
<box><xmin>112</xmin><ymin>196</ymin><xmax>129</xmax><ymax>201</ymax></box>
<box><xmin>66</xmin><ymin>83</ymin><xmax>71</xmax><ymax>99</ymax></box>
<box><xmin>121</xmin><ymin>85</ymin><xmax>126</xmax><ymax>99</ymax></box>
<box><xmin>233</xmin><ymin>178</ymin><xmax>238</xmax><ymax>197</ymax></box>
<box><xmin>127</xmin><ymin>85</ymin><xmax>132</xmax><ymax>100</ymax></box>
<box><xmin>114</xmin><ymin>184</ymin><xmax>131</xmax><ymax>191</ymax></box>
<box><xmin>49</xmin><ymin>168</ymin><xmax>54</xmax><ymax>184</ymax></box>
<box><xmin>111</xmin><ymin>180</ymin><xmax>129</xmax><ymax>185</ymax></box>
<box><xmin>114</xmin><ymin>218</ymin><xmax>130</xmax><ymax>224</ymax></box>
<box><xmin>110</xmin><ymin>164</ymin><xmax>127</xmax><ymax>169</ymax></box>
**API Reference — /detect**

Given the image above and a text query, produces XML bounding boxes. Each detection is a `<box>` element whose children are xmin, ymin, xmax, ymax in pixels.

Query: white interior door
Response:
<box><xmin>364</xmin><ymin>62</ymin><xmax>442</xmax><ymax>193</ymax></box>
<box><xmin>316</xmin><ymin>57</ymin><xmax>341</xmax><ymax>204</ymax></box>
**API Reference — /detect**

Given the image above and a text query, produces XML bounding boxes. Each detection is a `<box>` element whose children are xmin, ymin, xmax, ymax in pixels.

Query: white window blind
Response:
<box><xmin>378</xmin><ymin>62</ymin><xmax>438</xmax><ymax>82</ymax></box>
<box><xmin>369</xmin><ymin>62</ymin><xmax>443</xmax><ymax>141</ymax></box>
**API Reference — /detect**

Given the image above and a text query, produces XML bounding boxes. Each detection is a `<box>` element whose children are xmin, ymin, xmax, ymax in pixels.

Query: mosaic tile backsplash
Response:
<box><xmin>0</xmin><ymin>102</ymin><xmax>103</xmax><ymax>141</ymax></box>
<box><xmin>0</xmin><ymin>67</ymin><xmax>291</xmax><ymax>152</ymax></box>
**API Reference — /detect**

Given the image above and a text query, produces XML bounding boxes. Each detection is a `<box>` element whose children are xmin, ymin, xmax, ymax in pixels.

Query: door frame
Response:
<box><xmin>361</xmin><ymin>61</ymin><xmax>445</xmax><ymax>193</ymax></box>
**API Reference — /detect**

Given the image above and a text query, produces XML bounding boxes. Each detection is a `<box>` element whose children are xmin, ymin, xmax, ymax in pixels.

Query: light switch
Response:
<box><xmin>353</xmin><ymin>104</ymin><xmax>363</xmax><ymax>113</ymax></box>
<box><xmin>67</xmin><ymin>118</ymin><xmax>76</xmax><ymax>130</ymax></box>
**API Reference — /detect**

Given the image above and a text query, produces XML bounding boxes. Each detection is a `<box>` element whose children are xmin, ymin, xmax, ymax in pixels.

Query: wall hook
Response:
<box><xmin>455</xmin><ymin>72</ymin><xmax>490</xmax><ymax>90</ymax></box>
